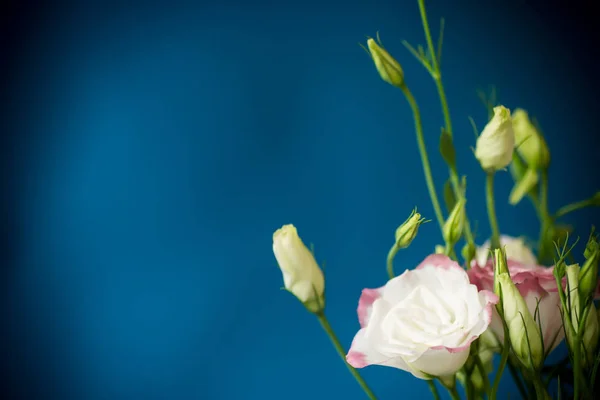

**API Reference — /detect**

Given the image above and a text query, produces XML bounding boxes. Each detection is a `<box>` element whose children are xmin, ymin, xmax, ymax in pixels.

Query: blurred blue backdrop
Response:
<box><xmin>2</xmin><ymin>0</ymin><xmax>599</xmax><ymax>399</ymax></box>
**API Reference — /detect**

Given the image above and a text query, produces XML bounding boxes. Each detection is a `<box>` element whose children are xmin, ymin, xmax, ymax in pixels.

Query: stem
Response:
<box><xmin>555</xmin><ymin>198</ymin><xmax>596</xmax><ymax>219</ymax></box>
<box><xmin>538</xmin><ymin>169</ymin><xmax>551</xmax><ymax>261</ymax></box>
<box><xmin>387</xmin><ymin>244</ymin><xmax>399</xmax><ymax>280</ymax></box>
<box><xmin>533</xmin><ymin>374</ymin><xmax>551</xmax><ymax>400</ymax></box>
<box><xmin>474</xmin><ymin>355</ymin><xmax>491</xmax><ymax>396</ymax></box>
<box><xmin>490</xmin><ymin>318</ymin><xmax>510</xmax><ymax>400</ymax></box>
<box><xmin>416</xmin><ymin>0</ymin><xmax>476</xmax><ymax>257</ymax></box>
<box><xmin>427</xmin><ymin>380</ymin><xmax>441</xmax><ymax>400</ymax></box>
<box><xmin>399</xmin><ymin>84</ymin><xmax>445</xmax><ymax>233</ymax></box>
<box><xmin>507</xmin><ymin>361</ymin><xmax>529</xmax><ymax>399</ymax></box>
<box><xmin>486</xmin><ymin>173</ymin><xmax>501</xmax><ymax>250</ymax></box>
<box><xmin>573</xmin><ymin>336</ymin><xmax>582</xmax><ymax>400</ymax></box>
<box><xmin>448</xmin><ymin>385</ymin><xmax>461</xmax><ymax>400</ymax></box>
<box><xmin>316</xmin><ymin>313</ymin><xmax>378</xmax><ymax>400</ymax></box>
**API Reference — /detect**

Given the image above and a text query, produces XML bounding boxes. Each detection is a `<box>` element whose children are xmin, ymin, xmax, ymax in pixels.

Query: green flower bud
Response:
<box><xmin>498</xmin><ymin>273</ymin><xmax>544</xmax><ymax>370</ymax></box>
<box><xmin>565</xmin><ymin>264</ymin><xmax>600</xmax><ymax>367</ymax></box>
<box><xmin>493</xmin><ymin>248</ymin><xmax>510</xmax><ymax>297</ymax></box>
<box><xmin>475</xmin><ymin>106</ymin><xmax>515</xmax><ymax>172</ymax></box>
<box><xmin>394</xmin><ymin>209</ymin><xmax>427</xmax><ymax>249</ymax></box>
<box><xmin>443</xmin><ymin>198</ymin><xmax>466</xmax><ymax>246</ymax></box>
<box><xmin>366</xmin><ymin>36</ymin><xmax>404</xmax><ymax>88</ymax></box>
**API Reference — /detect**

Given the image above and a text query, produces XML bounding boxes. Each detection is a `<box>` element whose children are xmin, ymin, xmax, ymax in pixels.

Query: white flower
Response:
<box><xmin>475</xmin><ymin>106</ymin><xmax>515</xmax><ymax>171</ymax></box>
<box><xmin>475</xmin><ymin>235</ymin><xmax>537</xmax><ymax>267</ymax></box>
<box><xmin>346</xmin><ymin>255</ymin><xmax>498</xmax><ymax>379</ymax></box>
<box><xmin>273</xmin><ymin>224</ymin><xmax>325</xmax><ymax>310</ymax></box>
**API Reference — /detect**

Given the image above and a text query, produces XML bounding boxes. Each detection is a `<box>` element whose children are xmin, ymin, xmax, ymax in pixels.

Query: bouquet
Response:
<box><xmin>271</xmin><ymin>1</ymin><xmax>600</xmax><ymax>399</ymax></box>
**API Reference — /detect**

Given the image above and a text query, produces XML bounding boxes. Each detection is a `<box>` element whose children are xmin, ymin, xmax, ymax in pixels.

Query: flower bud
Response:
<box><xmin>475</xmin><ymin>106</ymin><xmax>515</xmax><ymax>172</ymax></box>
<box><xmin>565</xmin><ymin>264</ymin><xmax>600</xmax><ymax>366</ymax></box>
<box><xmin>273</xmin><ymin>224</ymin><xmax>325</xmax><ymax>312</ymax></box>
<box><xmin>443</xmin><ymin>198</ymin><xmax>466</xmax><ymax>246</ymax></box>
<box><xmin>435</xmin><ymin>245</ymin><xmax>445</xmax><ymax>254</ymax></box>
<box><xmin>395</xmin><ymin>209</ymin><xmax>426</xmax><ymax>249</ymax></box>
<box><xmin>497</xmin><ymin>273</ymin><xmax>544</xmax><ymax>370</ymax></box>
<box><xmin>512</xmin><ymin>109</ymin><xmax>550</xmax><ymax>170</ymax></box>
<box><xmin>461</xmin><ymin>241</ymin><xmax>476</xmax><ymax>266</ymax></box>
<box><xmin>366</xmin><ymin>36</ymin><xmax>404</xmax><ymax>88</ymax></box>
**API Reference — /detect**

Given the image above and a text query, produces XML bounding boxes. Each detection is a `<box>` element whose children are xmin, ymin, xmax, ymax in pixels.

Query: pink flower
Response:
<box><xmin>346</xmin><ymin>255</ymin><xmax>498</xmax><ymax>379</ymax></box>
<box><xmin>467</xmin><ymin>259</ymin><xmax>564</xmax><ymax>356</ymax></box>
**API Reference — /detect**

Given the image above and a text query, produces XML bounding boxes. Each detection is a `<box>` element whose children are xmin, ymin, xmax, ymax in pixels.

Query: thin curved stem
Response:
<box><xmin>316</xmin><ymin>313</ymin><xmax>378</xmax><ymax>400</ymax></box>
<box><xmin>387</xmin><ymin>244</ymin><xmax>399</xmax><ymax>280</ymax></box>
<box><xmin>490</xmin><ymin>320</ymin><xmax>511</xmax><ymax>400</ymax></box>
<box><xmin>399</xmin><ymin>84</ymin><xmax>445</xmax><ymax>234</ymax></box>
<box><xmin>555</xmin><ymin>197</ymin><xmax>597</xmax><ymax>219</ymax></box>
<box><xmin>416</xmin><ymin>0</ymin><xmax>476</xmax><ymax>255</ymax></box>
<box><xmin>486</xmin><ymin>172</ymin><xmax>501</xmax><ymax>250</ymax></box>
<box><xmin>427</xmin><ymin>380</ymin><xmax>441</xmax><ymax>400</ymax></box>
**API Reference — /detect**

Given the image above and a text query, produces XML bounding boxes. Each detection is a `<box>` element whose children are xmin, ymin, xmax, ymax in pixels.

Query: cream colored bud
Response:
<box><xmin>475</xmin><ymin>106</ymin><xmax>515</xmax><ymax>172</ymax></box>
<box><xmin>512</xmin><ymin>109</ymin><xmax>550</xmax><ymax>169</ymax></box>
<box><xmin>273</xmin><ymin>224</ymin><xmax>325</xmax><ymax>312</ymax></box>
<box><xmin>366</xmin><ymin>37</ymin><xmax>404</xmax><ymax>88</ymax></box>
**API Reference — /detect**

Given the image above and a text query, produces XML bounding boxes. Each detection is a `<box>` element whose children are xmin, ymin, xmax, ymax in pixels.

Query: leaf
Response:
<box><xmin>439</xmin><ymin>128</ymin><xmax>456</xmax><ymax>167</ymax></box>
<box><xmin>443</xmin><ymin>179</ymin><xmax>456</xmax><ymax>214</ymax></box>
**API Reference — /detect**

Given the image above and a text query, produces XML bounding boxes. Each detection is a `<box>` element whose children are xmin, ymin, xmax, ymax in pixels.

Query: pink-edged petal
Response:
<box><xmin>346</xmin><ymin>329</ymin><xmax>422</xmax><ymax>375</ymax></box>
<box><xmin>357</xmin><ymin>287</ymin><xmax>384</xmax><ymax>328</ymax></box>
<box><xmin>416</xmin><ymin>254</ymin><xmax>464</xmax><ymax>274</ymax></box>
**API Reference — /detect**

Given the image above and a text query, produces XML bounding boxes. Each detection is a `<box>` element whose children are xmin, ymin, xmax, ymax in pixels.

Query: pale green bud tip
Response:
<box><xmin>493</xmin><ymin>248</ymin><xmax>509</xmax><ymax>296</ymax></box>
<box><xmin>443</xmin><ymin>198</ymin><xmax>466</xmax><ymax>246</ymax></box>
<box><xmin>395</xmin><ymin>209</ymin><xmax>426</xmax><ymax>248</ymax></box>
<box><xmin>366</xmin><ymin>37</ymin><xmax>404</xmax><ymax>88</ymax></box>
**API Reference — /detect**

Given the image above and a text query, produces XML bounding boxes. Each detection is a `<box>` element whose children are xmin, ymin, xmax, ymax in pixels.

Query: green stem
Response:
<box><xmin>555</xmin><ymin>198</ymin><xmax>597</xmax><ymax>219</ymax></box>
<box><xmin>399</xmin><ymin>84</ymin><xmax>445</xmax><ymax>233</ymax></box>
<box><xmin>490</xmin><ymin>317</ymin><xmax>510</xmax><ymax>400</ymax></box>
<box><xmin>474</xmin><ymin>354</ymin><xmax>491</xmax><ymax>396</ymax></box>
<box><xmin>427</xmin><ymin>380</ymin><xmax>441</xmax><ymax>400</ymax></box>
<box><xmin>533</xmin><ymin>374</ymin><xmax>551</xmax><ymax>400</ymax></box>
<box><xmin>387</xmin><ymin>244</ymin><xmax>399</xmax><ymax>280</ymax></box>
<box><xmin>507</xmin><ymin>361</ymin><xmax>529</xmax><ymax>399</ymax></box>
<box><xmin>416</xmin><ymin>0</ymin><xmax>476</xmax><ymax>258</ymax></box>
<box><xmin>448</xmin><ymin>385</ymin><xmax>461</xmax><ymax>400</ymax></box>
<box><xmin>538</xmin><ymin>169</ymin><xmax>551</xmax><ymax>261</ymax></box>
<box><xmin>573</xmin><ymin>336</ymin><xmax>583</xmax><ymax>400</ymax></box>
<box><xmin>486</xmin><ymin>172</ymin><xmax>501</xmax><ymax>250</ymax></box>
<box><xmin>316</xmin><ymin>313</ymin><xmax>378</xmax><ymax>400</ymax></box>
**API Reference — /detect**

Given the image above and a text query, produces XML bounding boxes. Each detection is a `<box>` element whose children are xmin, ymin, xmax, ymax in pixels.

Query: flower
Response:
<box><xmin>512</xmin><ymin>108</ymin><xmax>550</xmax><ymax>169</ymax></box>
<box><xmin>467</xmin><ymin>259</ymin><xmax>564</xmax><ymax>357</ymax></box>
<box><xmin>474</xmin><ymin>106</ymin><xmax>515</xmax><ymax>172</ymax></box>
<box><xmin>273</xmin><ymin>224</ymin><xmax>325</xmax><ymax>312</ymax></box>
<box><xmin>346</xmin><ymin>254</ymin><xmax>498</xmax><ymax>379</ymax></box>
<box><xmin>475</xmin><ymin>235</ymin><xmax>537</xmax><ymax>267</ymax></box>
<box><xmin>366</xmin><ymin>36</ymin><xmax>404</xmax><ymax>88</ymax></box>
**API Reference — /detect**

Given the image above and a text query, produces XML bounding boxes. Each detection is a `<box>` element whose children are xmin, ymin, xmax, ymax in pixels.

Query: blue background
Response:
<box><xmin>2</xmin><ymin>0</ymin><xmax>599</xmax><ymax>399</ymax></box>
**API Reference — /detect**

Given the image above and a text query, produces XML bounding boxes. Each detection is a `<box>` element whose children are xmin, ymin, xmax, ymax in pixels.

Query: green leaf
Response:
<box><xmin>439</xmin><ymin>127</ymin><xmax>456</xmax><ymax>167</ymax></box>
<box><xmin>443</xmin><ymin>179</ymin><xmax>456</xmax><ymax>214</ymax></box>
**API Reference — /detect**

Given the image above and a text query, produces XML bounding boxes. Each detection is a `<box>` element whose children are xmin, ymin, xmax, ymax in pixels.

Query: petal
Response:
<box><xmin>409</xmin><ymin>347</ymin><xmax>470</xmax><ymax>377</ymax></box>
<box><xmin>524</xmin><ymin>290</ymin><xmax>564</xmax><ymax>355</ymax></box>
<box><xmin>346</xmin><ymin>329</ymin><xmax>423</xmax><ymax>376</ymax></box>
<box><xmin>358</xmin><ymin>287</ymin><xmax>384</xmax><ymax>328</ymax></box>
